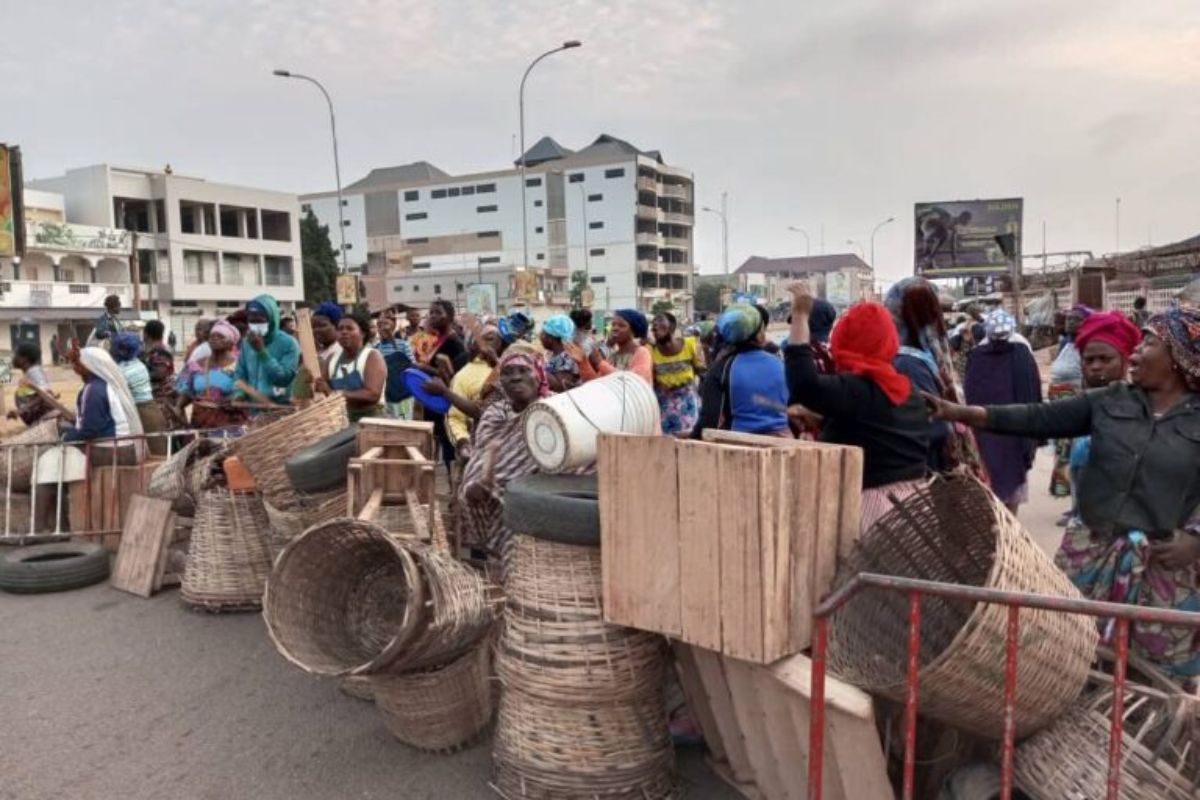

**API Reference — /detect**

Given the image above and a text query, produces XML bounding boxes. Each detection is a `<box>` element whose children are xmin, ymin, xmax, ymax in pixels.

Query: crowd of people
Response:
<box><xmin>8</xmin><ymin>279</ymin><xmax>1200</xmax><ymax>685</ymax></box>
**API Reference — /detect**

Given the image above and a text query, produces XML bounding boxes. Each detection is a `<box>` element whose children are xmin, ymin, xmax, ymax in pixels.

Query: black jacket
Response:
<box><xmin>785</xmin><ymin>344</ymin><xmax>930</xmax><ymax>488</ymax></box>
<box><xmin>987</xmin><ymin>383</ymin><xmax>1200</xmax><ymax>538</ymax></box>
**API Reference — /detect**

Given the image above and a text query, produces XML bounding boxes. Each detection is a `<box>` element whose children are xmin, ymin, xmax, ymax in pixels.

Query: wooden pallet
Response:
<box><xmin>675</xmin><ymin>643</ymin><xmax>890</xmax><ymax>800</ymax></box>
<box><xmin>110</xmin><ymin>495</ymin><xmax>176</xmax><ymax>597</ymax></box>
<box><xmin>598</xmin><ymin>432</ymin><xmax>862</xmax><ymax>663</ymax></box>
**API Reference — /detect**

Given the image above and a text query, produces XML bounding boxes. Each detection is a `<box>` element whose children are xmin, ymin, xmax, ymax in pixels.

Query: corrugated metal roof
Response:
<box><xmin>515</xmin><ymin>136</ymin><xmax>575</xmax><ymax>167</ymax></box>
<box><xmin>344</xmin><ymin>162</ymin><xmax>450</xmax><ymax>192</ymax></box>
<box><xmin>734</xmin><ymin>254</ymin><xmax>870</xmax><ymax>275</ymax></box>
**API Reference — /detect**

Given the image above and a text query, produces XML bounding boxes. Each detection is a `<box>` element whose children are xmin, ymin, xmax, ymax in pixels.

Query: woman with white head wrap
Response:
<box><xmin>62</xmin><ymin>347</ymin><xmax>145</xmax><ymax>464</ymax></box>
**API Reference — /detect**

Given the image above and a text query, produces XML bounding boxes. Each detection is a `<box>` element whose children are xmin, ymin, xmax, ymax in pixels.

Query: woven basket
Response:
<box><xmin>263</xmin><ymin>519</ymin><xmax>495</xmax><ymax>676</ymax></box>
<box><xmin>827</xmin><ymin>474</ymin><xmax>1096</xmax><ymax>739</ymax></box>
<box><xmin>181</xmin><ymin>489</ymin><xmax>272</xmax><ymax>611</ymax></box>
<box><xmin>497</xmin><ymin>534</ymin><xmax>667</xmax><ymax>704</ymax></box>
<box><xmin>370</xmin><ymin>642</ymin><xmax>494</xmax><ymax>753</ymax></box>
<box><xmin>338</xmin><ymin>675</ymin><xmax>375</xmax><ymax>702</ymax></box>
<box><xmin>1015</xmin><ymin>678</ymin><xmax>1200</xmax><ymax>800</ymax></box>
<box><xmin>230</xmin><ymin>394</ymin><xmax>348</xmax><ymax>505</ymax></box>
<box><xmin>492</xmin><ymin>686</ymin><xmax>677</xmax><ymax>800</ymax></box>
<box><xmin>0</xmin><ymin>420</ymin><xmax>59</xmax><ymax>492</ymax></box>
<box><xmin>263</xmin><ymin>490</ymin><xmax>346</xmax><ymax>555</ymax></box>
<box><xmin>147</xmin><ymin>439</ymin><xmax>199</xmax><ymax>502</ymax></box>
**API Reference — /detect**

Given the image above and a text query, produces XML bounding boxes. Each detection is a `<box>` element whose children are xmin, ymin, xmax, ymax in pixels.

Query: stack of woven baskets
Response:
<box><xmin>493</xmin><ymin>533</ymin><xmax>674</xmax><ymax>800</ymax></box>
<box><xmin>181</xmin><ymin>488</ymin><xmax>272</xmax><ymax>611</ymax></box>
<box><xmin>264</xmin><ymin>518</ymin><xmax>498</xmax><ymax>752</ymax></box>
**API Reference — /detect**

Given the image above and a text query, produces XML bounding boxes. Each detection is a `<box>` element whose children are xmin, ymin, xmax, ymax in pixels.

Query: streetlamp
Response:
<box><xmin>787</xmin><ymin>225</ymin><xmax>811</xmax><ymax>257</ymax></box>
<box><xmin>273</xmin><ymin>69</ymin><xmax>348</xmax><ymax>275</ymax></box>
<box><xmin>519</xmin><ymin>41</ymin><xmax>582</xmax><ymax>272</ymax></box>
<box><xmin>701</xmin><ymin>191</ymin><xmax>729</xmax><ymax>277</ymax></box>
<box><xmin>869</xmin><ymin>216</ymin><xmax>895</xmax><ymax>269</ymax></box>
<box><xmin>846</xmin><ymin>239</ymin><xmax>865</xmax><ymax>260</ymax></box>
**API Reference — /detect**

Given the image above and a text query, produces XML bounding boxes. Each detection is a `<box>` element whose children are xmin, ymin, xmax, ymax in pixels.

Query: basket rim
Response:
<box><xmin>262</xmin><ymin>517</ymin><xmax>425</xmax><ymax>677</ymax></box>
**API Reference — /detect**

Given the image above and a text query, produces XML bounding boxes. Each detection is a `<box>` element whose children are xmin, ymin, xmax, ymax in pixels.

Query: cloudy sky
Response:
<box><xmin>4</xmin><ymin>0</ymin><xmax>1198</xmax><ymax>280</ymax></box>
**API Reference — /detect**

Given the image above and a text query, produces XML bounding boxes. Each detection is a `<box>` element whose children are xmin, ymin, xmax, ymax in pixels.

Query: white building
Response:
<box><xmin>26</xmin><ymin>164</ymin><xmax>302</xmax><ymax>344</ymax></box>
<box><xmin>734</xmin><ymin>254</ymin><xmax>875</xmax><ymax>310</ymax></box>
<box><xmin>302</xmin><ymin>134</ymin><xmax>695</xmax><ymax>316</ymax></box>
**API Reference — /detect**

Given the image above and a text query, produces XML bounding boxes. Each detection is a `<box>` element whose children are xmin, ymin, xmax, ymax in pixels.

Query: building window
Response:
<box><xmin>184</xmin><ymin>252</ymin><xmax>203</xmax><ymax>284</ymax></box>
<box><xmin>535</xmin><ymin>226</ymin><xmax>544</xmax><ymax>234</ymax></box>
<box><xmin>301</xmin><ymin>203</ymin><xmax>312</xmax><ymax>213</ymax></box>
<box><xmin>588</xmin><ymin>193</ymin><xmax>602</xmax><ymax>202</ymax></box>
<box><xmin>404</xmin><ymin>190</ymin><xmax>419</xmax><ymax>202</ymax></box>
<box><xmin>431</xmin><ymin>189</ymin><xmax>447</xmax><ymax>199</ymax></box>
<box><xmin>264</xmin><ymin>256</ymin><xmax>294</xmax><ymax>286</ymax></box>
<box><xmin>525</xmin><ymin>177</ymin><xmax>542</xmax><ymax>187</ymax></box>
<box><xmin>261</xmin><ymin>209</ymin><xmax>291</xmax><ymax>242</ymax></box>
<box><xmin>589</xmin><ymin>221</ymin><xmax>604</xmax><ymax>230</ymax></box>
<box><xmin>533</xmin><ymin>200</ymin><xmax>543</xmax><ymax>208</ymax></box>
<box><xmin>605</xmin><ymin>168</ymin><xmax>626</xmax><ymax>179</ymax></box>
<box><xmin>478</xmin><ymin>256</ymin><xmax>500</xmax><ymax>265</ymax></box>
<box><xmin>434</xmin><ymin>284</ymin><xmax>442</xmax><ymax>294</ymax></box>
<box><xmin>476</xmin><ymin>183</ymin><xmax>496</xmax><ymax>193</ymax></box>
<box><xmin>461</xmin><ymin>186</ymin><xmax>475</xmax><ymax>196</ymax></box>
<box><xmin>589</xmin><ymin>248</ymin><xmax>606</xmax><ymax>256</ymax></box>
<box><xmin>568</xmin><ymin>173</ymin><xmax>585</xmax><ymax>183</ymax></box>
<box><xmin>408</xmin><ymin>237</ymin><xmax>429</xmax><ymax>244</ymax></box>
<box><xmin>456</xmin><ymin>283</ymin><xmax>464</xmax><ymax>292</ymax></box>
<box><xmin>477</xmin><ymin>205</ymin><xmax>497</xmax><ymax>213</ymax></box>
<box><xmin>413</xmin><ymin>262</ymin><xmax>431</xmax><ymax>270</ymax></box>
<box><xmin>477</xmin><ymin>230</ymin><xmax>499</xmax><ymax>238</ymax></box>
<box><xmin>406</xmin><ymin>212</ymin><xmax>427</xmax><ymax>221</ymax></box>
<box><xmin>590</xmin><ymin>275</ymin><xmax>606</xmax><ymax>284</ymax></box>
<box><xmin>536</xmin><ymin>253</ymin><xmax>545</xmax><ymax>260</ymax></box>
<box><xmin>448</xmin><ymin>187</ymin><xmax>461</xmax><ymax>197</ymax></box>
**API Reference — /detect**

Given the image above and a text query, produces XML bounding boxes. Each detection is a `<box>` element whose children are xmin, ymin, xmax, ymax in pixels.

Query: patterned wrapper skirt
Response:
<box><xmin>1056</xmin><ymin>524</ymin><xmax>1200</xmax><ymax>681</ymax></box>
<box><xmin>1048</xmin><ymin>383</ymin><xmax>1079</xmax><ymax>497</ymax></box>
<box><xmin>657</xmin><ymin>384</ymin><xmax>700</xmax><ymax>436</ymax></box>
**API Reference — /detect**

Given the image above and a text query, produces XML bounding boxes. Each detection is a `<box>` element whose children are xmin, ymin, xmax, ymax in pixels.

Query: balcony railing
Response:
<box><xmin>659</xmin><ymin>183</ymin><xmax>691</xmax><ymax>201</ymax></box>
<box><xmin>636</xmin><ymin>204</ymin><xmax>662</xmax><ymax>221</ymax></box>
<box><xmin>0</xmin><ymin>281</ymin><xmax>133</xmax><ymax>311</ymax></box>
<box><xmin>661</xmin><ymin>211</ymin><xmax>694</xmax><ymax>226</ymax></box>
<box><xmin>661</xmin><ymin>236</ymin><xmax>690</xmax><ymax>250</ymax></box>
<box><xmin>636</xmin><ymin>259</ymin><xmax>664</xmax><ymax>275</ymax></box>
<box><xmin>636</xmin><ymin>176</ymin><xmax>658</xmax><ymax>194</ymax></box>
<box><xmin>662</xmin><ymin>262</ymin><xmax>694</xmax><ymax>275</ymax></box>
<box><xmin>635</xmin><ymin>232</ymin><xmax>661</xmax><ymax>247</ymax></box>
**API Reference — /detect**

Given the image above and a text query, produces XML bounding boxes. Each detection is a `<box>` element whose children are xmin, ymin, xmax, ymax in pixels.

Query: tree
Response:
<box><xmin>300</xmin><ymin>209</ymin><xmax>338</xmax><ymax>304</ymax></box>
<box><xmin>569</xmin><ymin>270</ymin><xmax>589</xmax><ymax>308</ymax></box>
<box><xmin>650</xmin><ymin>299</ymin><xmax>676</xmax><ymax>317</ymax></box>
<box><xmin>694</xmin><ymin>282</ymin><xmax>725</xmax><ymax>315</ymax></box>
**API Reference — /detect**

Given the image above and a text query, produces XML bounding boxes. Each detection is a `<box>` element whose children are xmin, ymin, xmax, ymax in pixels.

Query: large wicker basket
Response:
<box><xmin>1016</xmin><ymin>676</ymin><xmax>1200</xmax><ymax>799</ymax></box>
<box><xmin>263</xmin><ymin>519</ymin><xmax>495</xmax><ymax>676</ymax></box>
<box><xmin>0</xmin><ymin>420</ymin><xmax>60</xmax><ymax>492</ymax></box>
<box><xmin>181</xmin><ymin>489</ymin><xmax>272</xmax><ymax>611</ymax></box>
<box><xmin>492</xmin><ymin>686</ymin><xmax>677</xmax><ymax>800</ymax></box>
<box><xmin>497</xmin><ymin>534</ymin><xmax>666</xmax><ymax>703</ymax></box>
<box><xmin>826</xmin><ymin>474</ymin><xmax>1096</xmax><ymax>739</ymax></box>
<box><xmin>263</xmin><ymin>490</ymin><xmax>346</xmax><ymax>555</ymax></box>
<box><xmin>230</xmin><ymin>394</ymin><xmax>348</xmax><ymax>505</ymax></box>
<box><xmin>146</xmin><ymin>439</ymin><xmax>200</xmax><ymax>502</ymax></box>
<box><xmin>370</xmin><ymin>642</ymin><xmax>494</xmax><ymax>753</ymax></box>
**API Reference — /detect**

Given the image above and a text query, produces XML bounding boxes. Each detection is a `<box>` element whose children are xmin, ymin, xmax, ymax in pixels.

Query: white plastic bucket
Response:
<box><xmin>524</xmin><ymin>372</ymin><xmax>661</xmax><ymax>472</ymax></box>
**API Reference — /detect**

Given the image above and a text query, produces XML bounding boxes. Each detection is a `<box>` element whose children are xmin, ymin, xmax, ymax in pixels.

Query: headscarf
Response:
<box><xmin>77</xmin><ymin>347</ymin><xmax>144</xmax><ymax>437</ymax></box>
<box><xmin>1144</xmin><ymin>308</ymin><xmax>1200</xmax><ymax>384</ymax></box>
<box><xmin>984</xmin><ymin>309</ymin><xmax>1016</xmax><ymax>342</ymax></box>
<box><xmin>809</xmin><ymin>299</ymin><xmax>837</xmax><ymax>343</ymax></box>
<box><xmin>112</xmin><ymin>332</ymin><xmax>143</xmax><ymax>362</ymax></box>
<box><xmin>1066</xmin><ymin>304</ymin><xmax>1093</xmax><ymax>323</ymax></box>
<box><xmin>716</xmin><ymin>304</ymin><xmax>762</xmax><ymax>346</ymax></box>
<box><xmin>498</xmin><ymin>348</ymin><xmax>550</xmax><ymax>398</ymax></box>
<box><xmin>614</xmin><ymin>309</ymin><xmax>649</xmax><ymax>340</ymax></box>
<box><xmin>209</xmin><ymin>319</ymin><xmax>242</xmax><ymax>349</ymax></box>
<box><xmin>542</xmin><ymin>315</ymin><xmax>576</xmax><ymax>342</ymax></box>
<box><xmin>313</xmin><ymin>301</ymin><xmax>344</xmax><ymax>324</ymax></box>
<box><xmin>1076</xmin><ymin>311</ymin><xmax>1141</xmax><ymax>360</ymax></box>
<box><xmin>829</xmin><ymin>303</ymin><xmax>912</xmax><ymax>406</ymax></box>
<box><xmin>885</xmin><ymin>277</ymin><xmax>946</xmax><ymax>354</ymax></box>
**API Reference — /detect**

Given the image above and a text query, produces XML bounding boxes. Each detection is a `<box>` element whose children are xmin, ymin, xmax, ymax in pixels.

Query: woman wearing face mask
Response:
<box><xmin>235</xmin><ymin>294</ymin><xmax>300</xmax><ymax>408</ymax></box>
<box><xmin>315</xmin><ymin>312</ymin><xmax>386</xmax><ymax>423</ymax></box>
<box><xmin>458</xmin><ymin>349</ymin><xmax>550</xmax><ymax>567</ymax></box>
<box><xmin>925</xmin><ymin>307</ymin><xmax>1200</xmax><ymax>683</ymax></box>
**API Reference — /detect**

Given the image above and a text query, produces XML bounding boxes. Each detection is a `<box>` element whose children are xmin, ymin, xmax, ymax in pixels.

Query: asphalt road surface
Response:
<box><xmin>1</xmin><ymin>452</ymin><xmax>1068</xmax><ymax>800</ymax></box>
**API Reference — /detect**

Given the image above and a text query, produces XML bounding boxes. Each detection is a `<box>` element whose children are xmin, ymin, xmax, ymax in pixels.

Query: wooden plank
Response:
<box><xmin>152</xmin><ymin>512</ymin><xmax>179</xmax><ymax>592</ymax></box>
<box><xmin>110</xmin><ymin>495</ymin><xmax>175</xmax><ymax>598</ymax></box>
<box><xmin>811</xmin><ymin>448</ymin><xmax>843</xmax><ymax>604</ymax></box>
<box><xmin>826</xmin><ymin>712</ymin><xmax>892</xmax><ymax>800</ymax></box>
<box><xmin>671</xmin><ymin>643</ymin><xmax>728</xmax><ymax>764</ymax></box>
<box><xmin>597</xmin><ymin>433</ymin><xmax>620</xmax><ymax>626</ymax></box>
<box><xmin>718</xmin><ymin>446</ymin><xmax>762</xmax><ymax>662</ymax></box>
<box><xmin>677</xmin><ymin>441</ymin><xmax>723</xmax><ymax>651</ymax></box>
<box><xmin>294</xmin><ymin>308</ymin><xmax>321</xmax><ymax>378</ymax></box>
<box><xmin>701</xmin><ymin>429</ymin><xmax>837</xmax><ymax>450</ymax></box>
<box><xmin>789</xmin><ymin>448</ymin><xmax>821</xmax><ymax>647</ymax></box>
<box><xmin>836</xmin><ymin>446</ymin><xmax>864</xmax><ymax>561</ymax></box>
<box><xmin>404</xmin><ymin>489</ymin><xmax>430</xmax><ymax>541</ymax></box>
<box><xmin>356</xmin><ymin>418</ymin><xmax>435</xmax><ymax>458</ymax></box>
<box><xmin>691</xmin><ymin>647</ymin><xmax>756</xmax><ymax>785</ymax></box>
<box><xmin>751</xmin><ymin>665</ymin><xmax>806</xmax><ymax>800</ymax></box>
<box><xmin>758</xmin><ymin>449</ymin><xmax>792</xmax><ymax>662</ymax></box>
<box><xmin>723</xmin><ymin>656</ymin><xmax>787</xmax><ymax>800</ymax></box>
<box><xmin>599</xmin><ymin>434</ymin><xmax>681</xmax><ymax>636</ymax></box>
<box><xmin>357</xmin><ymin>487</ymin><xmax>384</xmax><ymax>522</ymax></box>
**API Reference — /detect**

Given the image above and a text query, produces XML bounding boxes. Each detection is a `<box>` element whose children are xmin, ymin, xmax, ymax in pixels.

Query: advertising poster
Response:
<box><xmin>336</xmin><ymin>274</ymin><xmax>359</xmax><ymax>305</ymax></box>
<box><xmin>914</xmin><ymin>198</ymin><xmax>1022</xmax><ymax>277</ymax></box>
<box><xmin>0</xmin><ymin>146</ymin><xmax>15</xmax><ymax>259</ymax></box>
<box><xmin>825</xmin><ymin>270</ymin><xmax>851</xmax><ymax>305</ymax></box>
<box><xmin>465</xmin><ymin>283</ymin><xmax>498</xmax><ymax>316</ymax></box>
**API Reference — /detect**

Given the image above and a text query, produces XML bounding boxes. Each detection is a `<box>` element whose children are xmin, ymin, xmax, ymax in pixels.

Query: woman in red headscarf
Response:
<box><xmin>784</xmin><ymin>283</ymin><xmax>933</xmax><ymax>531</ymax></box>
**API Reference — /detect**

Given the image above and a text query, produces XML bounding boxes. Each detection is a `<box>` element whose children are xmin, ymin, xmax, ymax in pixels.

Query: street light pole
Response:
<box><xmin>787</xmin><ymin>225</ymin><xmax>811</xmax><ymax>257</ymax></box>
<box><xmin>701</xmin><ymin>192</ymin><xmax>729</xmax><ymax>277</ymax></box>
<box><xmin>869</xmin><ymin>216</ymin><xmax>895</xmax><ymax>269</ymax></box>
<box><xmin>518</xmin><ymin>41</ymin><xmax>582</xmax><ymax>273</ymax></box>
<box><xmin>273</xmin><ymin>69</ymin><xmax>348</xmax><ymax>275</ymax></box>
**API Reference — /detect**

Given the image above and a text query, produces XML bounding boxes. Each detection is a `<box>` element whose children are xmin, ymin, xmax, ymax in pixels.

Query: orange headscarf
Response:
<box><xmin>830</xmin><ymin>302</ymin><xmax>912</xmax><ymax>406</ymax></box>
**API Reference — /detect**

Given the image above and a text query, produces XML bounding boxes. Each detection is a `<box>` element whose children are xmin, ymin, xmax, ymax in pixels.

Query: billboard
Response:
<box><xmin>914</xmin><ymin>198</ymin><xmax>1022</xmax><ymax>277</ymax></box>
<box><xmin>465</xmin><ymin>283</ymin><xmax>497</xmax><ymax>316</ymax></box>
<box><xmin>0</xmin><ymin>145</ymin><xmax>18</xmax><ymax>259</ymax></box>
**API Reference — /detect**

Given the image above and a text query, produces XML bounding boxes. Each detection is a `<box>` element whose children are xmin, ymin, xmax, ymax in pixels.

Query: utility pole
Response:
<box><xmin>129</xmin><ymin>231</ymin><xmax>141</xmax><ymax>316</ymax></box>
<box><xmin>1115</xmin><ymin>197</ymin><xmax>1121</xmax><ymax>253</ymax></box>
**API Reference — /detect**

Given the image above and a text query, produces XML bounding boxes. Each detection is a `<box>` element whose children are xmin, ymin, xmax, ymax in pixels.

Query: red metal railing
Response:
<box><xmin>807</xmin><ymin>572</ymin><xmax>1200</xmax><ymax>800</ymax></box>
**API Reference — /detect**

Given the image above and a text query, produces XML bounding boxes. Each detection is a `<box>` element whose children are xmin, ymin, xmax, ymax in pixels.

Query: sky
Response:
<box><xmin>4</xmin><ymin>0</ymin><xmax>1199</xmax><ymax>281</ymax></box>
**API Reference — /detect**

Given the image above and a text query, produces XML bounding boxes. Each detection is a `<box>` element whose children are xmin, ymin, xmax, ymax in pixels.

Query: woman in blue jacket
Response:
<box><xmin>235</xmin><ymin>294</ymin><xmax>300</xmax><ymax>407</ymax></box>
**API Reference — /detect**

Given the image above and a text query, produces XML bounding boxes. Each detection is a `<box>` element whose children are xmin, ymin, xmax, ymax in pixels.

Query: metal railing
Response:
<box><xmin>807</xmin><ymin>572</ymin><xmax>1200</xmax><ymax>800</ymax></box>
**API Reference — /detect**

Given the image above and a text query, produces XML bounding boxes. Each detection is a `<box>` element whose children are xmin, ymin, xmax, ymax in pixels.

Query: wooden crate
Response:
<box><xmin>68</xmin><ymin>459</ymin><xmax>165</xmax><ymax>550</ymax></box>
<box><xmin>674</xmin><ymin>643</ymin><xmax>890</xmax><ymax>800</ymax></box>
<box><xmin>598</xmin><ymin>432</ymin><xmax>862</xmax><ymax>663</ymax></box>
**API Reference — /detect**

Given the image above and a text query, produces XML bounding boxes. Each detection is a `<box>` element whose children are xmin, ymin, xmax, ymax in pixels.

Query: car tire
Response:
<box><xmin>503</xmin><ymin>474</ymin><xmax>600</xmax><ymax>546</ymax></box>
<box><xmin>0</xmin><ymin>542</ymin><xmax>111</xmax><ymax>594</ymax></box>
<box><xmin>285</xmin><ymin>425</ymin><xmax>359</xmax><ymax>495</ymax></box>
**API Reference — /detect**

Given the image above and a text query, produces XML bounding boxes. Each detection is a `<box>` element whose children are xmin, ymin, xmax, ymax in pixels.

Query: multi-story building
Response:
<box><xmin>734</xmin><ymin>254</ymin><xmax>875</xmax><ymax>310</ymax></box>
<box><xmin>302</xmin><ymin>133</ymin><xmax>695</xmax><ymax>317</ymax></box>
<box><xmin>26</xmin><ymin>164</ymin><xmax>302</xmax><ymax>344</ymax></box>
